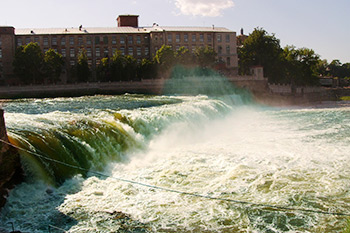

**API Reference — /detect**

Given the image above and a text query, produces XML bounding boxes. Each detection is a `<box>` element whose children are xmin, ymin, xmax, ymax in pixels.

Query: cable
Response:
<box><xmin>1</xmin><ymin>138</ymin><xmax>350</xmax><ymax>217</ymax></box>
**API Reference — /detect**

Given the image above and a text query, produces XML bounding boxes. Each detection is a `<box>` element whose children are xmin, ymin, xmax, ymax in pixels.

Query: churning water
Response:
<box><xmin>0</xmin><ymin>94</ymin><xmax>349</xmax><ymax>232</ymax></box>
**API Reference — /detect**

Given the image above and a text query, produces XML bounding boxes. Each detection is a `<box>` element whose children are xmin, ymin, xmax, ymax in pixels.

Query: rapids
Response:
<box><xmin>0</xmin><ymin>94</ymin><xmax>349</xmax><ymax>232</ymax></box>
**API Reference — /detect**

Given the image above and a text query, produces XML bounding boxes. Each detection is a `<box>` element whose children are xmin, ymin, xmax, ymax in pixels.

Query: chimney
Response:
<box><xmin>117</xmin><ymin>15</ymin><xmax>139</xmax><ymax>27</ymax></box>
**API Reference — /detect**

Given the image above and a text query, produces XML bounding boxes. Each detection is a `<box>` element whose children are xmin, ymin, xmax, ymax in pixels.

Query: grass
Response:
<box><xmin>344</xmin><ymin>219</ymin><xmax>350</xmax><ymax>233</ymax></box>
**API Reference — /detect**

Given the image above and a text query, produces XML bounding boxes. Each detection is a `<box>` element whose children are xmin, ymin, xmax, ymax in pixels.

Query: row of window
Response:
<box><xmin>0</xmin><ymin>48</ymin><xmax>2</xmax><ymax>59</ymax></box>
<box><xmin>166</xmin><ymin>33</ymin><xmax>230</xmax><ymax>44</ymax></box>
<box><xmin>16</xmin><ymin>35</ymin><xmax>150</xmax><ymax>47</ymax></box>
<box><xmin>47</xmin><ymin>46</ymin><xmax>150</xmax><ymax>58</ymax></box>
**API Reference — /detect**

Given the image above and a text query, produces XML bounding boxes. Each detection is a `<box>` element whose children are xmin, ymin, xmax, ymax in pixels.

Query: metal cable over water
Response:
<box><xmin>1</xmin><ymin>138</ymin><xmax>350</xmax><ymax>217</ymax></box>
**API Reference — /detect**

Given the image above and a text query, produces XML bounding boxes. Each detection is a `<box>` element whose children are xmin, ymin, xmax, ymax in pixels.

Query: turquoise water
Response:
<box><xmin>0</xmin><ymin>94</ymin><xmax>349</xmax><ymax>232</ymax></box>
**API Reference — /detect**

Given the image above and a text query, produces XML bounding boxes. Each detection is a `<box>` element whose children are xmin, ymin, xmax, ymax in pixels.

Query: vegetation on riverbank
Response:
<box><xmin>10</xmin><ymin>29</ymin><xmax>350</xmax><ymax>87</ymax></box>
<box><xmin>340</xmin><ymin>96</ymin><xmax>350</xmax><ymax>101</ymax></box>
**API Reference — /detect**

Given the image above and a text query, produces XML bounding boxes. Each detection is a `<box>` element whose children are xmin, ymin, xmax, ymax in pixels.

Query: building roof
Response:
<box><xmin>15</xmin><ymin>25</ymin><xmax>234</xmax><ymax>36</ymax></box>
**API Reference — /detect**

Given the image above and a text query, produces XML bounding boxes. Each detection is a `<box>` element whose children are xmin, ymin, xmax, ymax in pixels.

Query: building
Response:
<box><xmin>0</xmin><ymin>15</ymin><xmax>238</xmax><ymax>83</ymax></box>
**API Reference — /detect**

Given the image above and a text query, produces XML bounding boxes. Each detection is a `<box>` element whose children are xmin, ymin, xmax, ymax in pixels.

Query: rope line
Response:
<box><xmin>1</xmin><ymin>138</ymin><xmax>350</xmax><ymax>217</ymax></box>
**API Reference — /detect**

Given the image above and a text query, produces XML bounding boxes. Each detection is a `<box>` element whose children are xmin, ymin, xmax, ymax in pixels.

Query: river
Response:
<box><xmin>0</xmin><ymin>93</ymin><xmax>349</xmax><ymax>232</ymax></box>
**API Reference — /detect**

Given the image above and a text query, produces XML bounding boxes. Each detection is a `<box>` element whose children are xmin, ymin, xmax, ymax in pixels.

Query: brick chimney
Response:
<box><xmin>117</xmin><ymin>15</ymin><xmax>139</xmax><ymax>27</ymax></box>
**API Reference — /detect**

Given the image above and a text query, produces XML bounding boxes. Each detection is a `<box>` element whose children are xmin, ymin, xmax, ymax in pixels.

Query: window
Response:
<box><xmin>217</xmin><ymin>34</ymin><xmax>222</xmax><ymax>42</ymax></box>
<box><xmin>0</xmin><ymin>48</ymin><xmax>2</xmax><ymax>59</ymax></box>
<box><xmin>168</xmin><ymin>34</ymin><xmax>172</xmax><ymax>43</ymax></box>
<box><xmin>128</xmin><ymin>47</ymin><xmax>133</xmax><ymax>56</ymax></box>
<box><xmin>200</xmin><ymin>34</ymin><xmax>204</xmax><ymax>42</ymax></box>
<box><xmin>70</xmin><ymin>48</ymin><xmax>75</xmax><ymax>57</ymax></box>
<box><xmin>218</xmin><ymin>45</ymin><xmax>222</xmax><ymax>54</ymax></box>
<box><xmin>70</xmin><ymin>60</ymin><xmax>75</xmax><ymax>66</ymax></box>
<box><xmin>136</xmin><ymin>35</ymin><xmax>141</xmax><ymax>44</ymax></box>
<box><xmin>137</xmin><ymin>47</ymin><xmax>141</xmax><ymax>56</ymax></box>
<box><xmin>226</xmin><ymin>34</ymin><xmax>230</xmax><ymax>43</ymax></box>
<box><xmin>43</xmin><ymin>37</ymin><xmax>49</xmax><ymax>46</ymax></box>
<box><xmin>121</xmin><ymin>47</ymin><xmax>125</xmax><ymax>55</ymax></box>
<box><xmin>103</xmin><ymin>36</ymin><xmax>108</xmax><ymax>44</ymax></box>
<box><xmin>78</xmin><ymin>37</ymin><xmax>83</xmax><ymax>45</ymax></box>
<box><xmin>145</xmin><ymin>47</ymin><xmax>149</xmax><ymax>56</ymax></box>
<box><xmin>128</xmin><ymin>36</ymin><xmax>133</xmax><ymax>44</ymax></box>
<box><xmin>17</xmin><ymin>38</ymin><xmax>23</xmax><ymax>46</ymax></box>
<box><xmin>192</xmin><ymin>34</ymin><xmax>196</xmax><ymax>42</ymax></box>
<box><xmin>176</xmin><ymin>34</ymin><xmax>180</xmax><ymax>43</ymax></box>
<box><xmin>61</xmin><ymin>49</ymin><xmax>66</xmax><ymax>57</ymax></box>
<box><xmin>184</xmin><ymin>34</ymin><xmax>188</xmax><ymax>42</ymax></box>
<box><xmin>96</xmin><ymin>47</ymin><xmax>100</xmax><ymax>57</ymax></box>
<box><xmin>0</xmin><ymin>37</ymin><xmax>1</xmax><ymax>46</ymax></box>
<box><xmin>34</xmin><ymin>37</ymin><xmax>39</xmax><ymax>45</ymax></box>
<box><xmin>95</xmin><ymin>36</ymin><xmax>100</xmax><ymax>44</ymax></box>
<box><xmin>87</xmin><ymin>37</ymin><xmax>92</xmax><ymax>45</ymax></box>
<box><xmin>144</xmin><ymin>35</ymin><xmax>149</xmax><ymax>43</ymax></box>
<box><xmin>104</xmin><ymin>48</ymin><xmax>108</xmax><ymax>57</ymax></box>
<box><xmin>87</xmin><ymin>48</ymin><xmax>92</xmax><ymax>57</ymax></box>
<box><xmin>112</xmin><ymin>47</ymin><xmax>117</xmax><ymax>55</ymax></box>
<box><xmin>120</xmin><ymin>36</ymin><xmax>125</xmax><ymax>44</ymax></box>
<box><xmin>52</xmin><ymin>37</ymin><xmax>57</xmax><ymax>45</ymax></box>
<box><xmin>26</xmin><ymin>37</ymin><xmax>31</xmax><ymax>44</ymax></box>
<box><xmin>226</xmin><ymin>45</ymin><xmax>230</xmax><ymax>54</ymax></box>
<box><xmin>226</xmin><ymin>57</ymin><xmax>231</xmax><ymax>66</ymax></box>
<box><xmin>112</xmin><ymin>36</ymin><xmax>117</xmax><ymax>44</ymax></box>
<box><xmin>207</xmin><ymin>34</ymin><xmax>212</xmax><ymax>43</ymax></box>
<box><xmin>61</xmin><ymin>37</ymin><xmax>66</xmax><ymax>46</ymax></box>
<box><xmin>70</xmin><ymin>37</ymin><xmax>74</xmax><ymax>45</ymax></box>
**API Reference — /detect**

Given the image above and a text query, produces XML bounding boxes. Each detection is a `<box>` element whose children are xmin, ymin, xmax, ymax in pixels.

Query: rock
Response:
<box><xmin>0</xmin><ymin>109</ymin><xmax>23</xmax><ymax>210</ymax></box>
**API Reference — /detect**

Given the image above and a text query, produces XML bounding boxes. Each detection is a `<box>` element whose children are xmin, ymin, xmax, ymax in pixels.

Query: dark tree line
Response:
<box><xmin>238</xmin><ymin>28</ymin><xmax>350</xmax><ymax>86</ymax></box>
<box><xmin>12</xmin><ymin>43</ymin><xmax>218</xmax><ymax>85</ymax></box>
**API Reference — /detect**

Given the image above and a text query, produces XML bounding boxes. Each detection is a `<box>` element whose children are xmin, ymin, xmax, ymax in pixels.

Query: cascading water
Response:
<box><xmin>0</xmin><ymin>92</ymin><xmax>349</xmax><ymax>232</ymax></box>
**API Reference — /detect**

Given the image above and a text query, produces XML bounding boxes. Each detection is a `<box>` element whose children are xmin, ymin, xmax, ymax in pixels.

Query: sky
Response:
<box><xmin>1</xmin><ymin>0</ymin><xmax>349</xmax><ymax>63</ymax></box>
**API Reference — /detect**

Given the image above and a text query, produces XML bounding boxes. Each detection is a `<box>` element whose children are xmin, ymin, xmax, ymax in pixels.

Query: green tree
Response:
<box><xmin>137</xmin><ymin>58</ymin><xmax>155</xmax><ymax>79</ymax></box>
<box><xmin>154</xmin><ymin>45</ymin><xmax>175</xmax><ymax>77</ymax></box>
<box><xmin>76</xmin><ymin>49</ymin><xmax>90</xmax><ymax>82</ymax></box>
<box><xmin>175</xmin><ymin>46</ymin><xmax>193</xmax><ymax>65</ymax></box>
<box><xmin>110</xmin><ymin>50</ymin><xmax>126</xmax><ymax>81</ymax></box>
<box><xmin>13</xmin><ymin>42</ymin><xmax>44</xmax><ymax>84</ymax></box>
<box><xmin>194</xmin><ymin>46</ymin><xmax>217</xmax><ymax>68</ymax></box>
<box><xmin>96</xmin><ymin>57</ymin><xmax>110</xmax><ymax>81</ymax></box>
<box><xmin>43</xmin><ymin>49</ymin><xmax>64</xmax><ymax>83</ymax></box>
<box><xmin>238</xmin><ymin>28</ymin><xmax>284</xmax><ymax>83</ymax></box>
<box><xmin>124</xmin><ymin>55</ymin><xmax>137</xmax><ymax>81</ymax></box>
<box><xmin>283</xmin><ymin>46</ymin><xmax>320</xmax><ymax>86</ymax></box>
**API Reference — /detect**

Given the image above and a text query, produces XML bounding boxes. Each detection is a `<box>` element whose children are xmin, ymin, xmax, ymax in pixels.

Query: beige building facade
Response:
<box><xmin>0</xmin><ymin>15</ymin><xmax>238</xmax><ymax>83</ymax></box>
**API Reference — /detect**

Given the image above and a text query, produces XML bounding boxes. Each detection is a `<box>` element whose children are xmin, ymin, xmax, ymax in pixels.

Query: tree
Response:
<box><xmin>123</xmin><ymin>55</ymin><xmax>137</xmax><ymax>81</ymax></box>
<box><xmin>13</xmin><ymin>42</ymin><xmax>44</xmax><ymax>84</ymax></box>
<box><xmin>110</xmin><ymin>50</ymin><xmax>126</xmax><ymax>81</ymax></box>
<box><xmin>43</xmin><ymin>49</ymin><xmax>64</xmax><ymax>83</ymax></box>
<box><xmin>137</xmin><ymin>58</ymin><xmax>155</xmax><ymax>79</ymax></box>
<box><xmin>76</xmin><ymin>49</ymin><xmax>90</xmax><ymax>82</ymax></box>
<box><xmin>238</xmin><ymin>28</ymin><xmax>284</xmax><ymax>83</ymax></box>
<box><xmin>154</xmin><ymin>45</ymin><xmax>175</xmax><ymax>77</ymax></box>
<box><xmin>283</xmin><ymin>46</ymin><xmax>320</xmax><ymax>86</ymax></box>
<box><xmin>194</xmin><ymin>46</ymin><xmax>217</xmax><ymax>68</ymax></box>
<box><xmin>175</xmin><ymin>46</ymin><xmax>193</xmax><ymax>65</ymax></box>
<box><xmin>96</xmin><ymin>57</ymin><xmax>110</xmax><ymax>82</ymax></box>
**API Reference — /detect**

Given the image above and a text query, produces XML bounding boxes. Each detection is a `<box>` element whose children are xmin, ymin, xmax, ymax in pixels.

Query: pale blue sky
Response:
<box><xmin>1</xmin><ymin>0</ymin><xmax>349</xmax><ymax>63</ymax></box>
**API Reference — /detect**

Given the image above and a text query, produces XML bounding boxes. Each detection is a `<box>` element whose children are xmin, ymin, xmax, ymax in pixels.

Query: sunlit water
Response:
<box><xmin>0</xmin><ymin>94</ymin><xmax>349</xmax><ymax>232</ymax></box>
